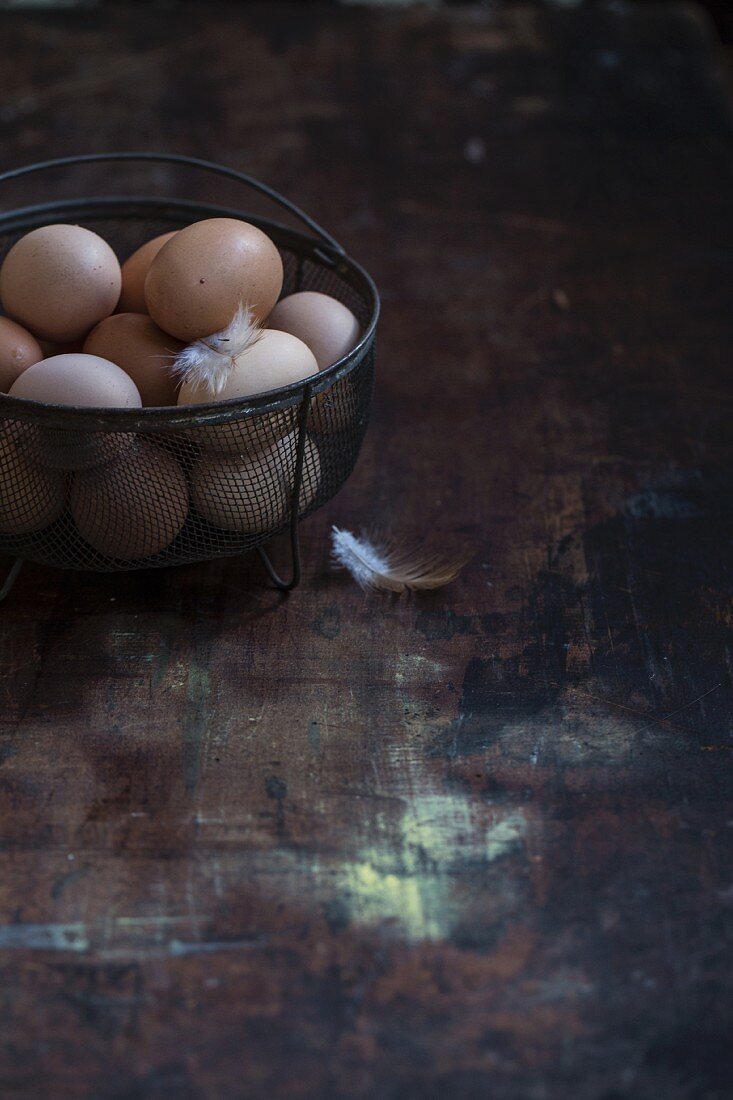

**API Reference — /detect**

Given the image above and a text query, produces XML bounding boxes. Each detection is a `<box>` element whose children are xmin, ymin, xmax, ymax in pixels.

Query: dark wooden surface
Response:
<box><xmin>0</xmin><ymin>4</ymin><xmax>732</xmax><ymax>1098</ymax></box>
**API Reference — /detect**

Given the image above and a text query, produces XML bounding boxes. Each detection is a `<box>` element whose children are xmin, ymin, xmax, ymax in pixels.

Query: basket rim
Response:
<box><xmin>0</xmin><ymin>195</ymin><xmax>380</xmax><ymax>431</ymax></box>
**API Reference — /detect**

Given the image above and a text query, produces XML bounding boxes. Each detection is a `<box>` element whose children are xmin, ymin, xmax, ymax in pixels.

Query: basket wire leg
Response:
<box><xmin>0</xmin><ymin>558</ymin><xmax>24</xmax><ymax>603</ymax></box>
<box><xmin>256</xmin><ymin>386</ymin><xmax>312</xmax><ymax>592</ymax></box>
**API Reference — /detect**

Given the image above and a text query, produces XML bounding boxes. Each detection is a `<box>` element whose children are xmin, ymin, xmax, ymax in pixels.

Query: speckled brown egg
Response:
<box><xmin>84</xmin><ymin>313</ymin><xmax>183</xmax><ymax>407</ymax></box>
<box><xmin>0</xmin><ymin>225</ymin><xmax>121</xmax><ymax>342</ymax></box>
<box><xmin>145</xmin><ymin>218</ymin><xmax>283</xmax><ymax>342</ymax></box>
<box><xmin>0</xmin><ymin>317</ymin><xmax>43</xmax><ymax>393</ymax></box>
<box><xmin>191</xmin><ymin>432</ymin><xmax>320</xmax><ymax>535</ymax></box>
<box><xmin>71</xmin><ymin>440</ymin><xmax>188</xmax><ymax>559</ymax></box>
<box><xmin>0</xmin><ymin>427</ymin><xmax>66</xmax><ymax>534</ymax></box>
<box><xmin>9</xmin><ymin>353</ymin><xmax>142</xmax><ymax>408</ymax></box>
<box><xmin>118</xmin><ymin>231</ymin><xmax>178</xmax><ymax>314</ymax></box>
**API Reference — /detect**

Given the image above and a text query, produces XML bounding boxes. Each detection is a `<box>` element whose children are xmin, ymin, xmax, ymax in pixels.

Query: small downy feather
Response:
<box><xmin>170</xmin><ymin>303</ymin><xmax>261</xmax><ymax>396</ymax></box>
<box><xmin>331</xmin><ymin>527</ymin><xmax>465</xmax><ymax>593</ymax></box>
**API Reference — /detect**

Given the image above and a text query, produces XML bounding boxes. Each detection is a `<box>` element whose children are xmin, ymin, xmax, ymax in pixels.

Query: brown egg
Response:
<box><xmin>309</xmin><ymin>374</ymin><xmax>359</xmax><ymax>437</ymax></box>
<box><xmin>145</xmin><ymin>218</ymin><xmax>283</xmax><ymax>342</ymax></box>
<box><xmin>184</xmin><ymin>407</ymin><xmax>299</xmax><ymax>461</ymax></box>
<box><xmin>9</xmin><ymin>353</ymin><xmax>142</xmax><ymax>408</ymax></box>
<box><xmin>191</xmin><ymin>432</ymin><xmax>320</xmax><ymax>535</ymax></box>
<box><xmin>24</xmin><ymin>426</ymin><xmax>135</xmax><ymax>473</ymax></box>
<box><xmin>0</xmin><ymin>225</ymin><xmax>121</xmax><ymax>342</ymax></box>
<box><xmin>266</xmin><ymin>292</ymin><xmax>362</xmax><ymax>438</ymax></box>
<box><xmin>71</xmin><ymin>440</ymin><xmax>188</xmax><ymax>559</ymax></box>
<box><xmin>0</xmin><ymin>317</ymin><xmax>43</xmax><ymax>393</ymax></box>
<box><xmin>178</xmin><ymin>330</ymin><xmax>317</xmax><ymax>406</ymax></box>
<box><xmin>84</xmin><ymin>313</ymin><xmax>183</xmax><ymax>407</ymax></box>
<box><xmin>118</xmin><ymin>231</ymin><xmax>178</xmax><ymax>314</ymax></box>
<box><xmin>267</xmin><ymin>292</ymin><xmax>361</xmax><ymax>369</ymax></box>
<box><xmin>178</xmin><ymin>329</ymin><xmax>317</xmax><ymax>455</ymax></box>
<box><xmin>0</xmin><ymin>427</ymin><xmax>66</xmax><ymax>534</ymax></box>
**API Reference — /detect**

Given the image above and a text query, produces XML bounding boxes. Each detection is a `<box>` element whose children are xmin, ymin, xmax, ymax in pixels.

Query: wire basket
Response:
<box><xmin>0</xmin><ymin>154</ymin><xmax>379</xmax><ymax>593</ymax></box>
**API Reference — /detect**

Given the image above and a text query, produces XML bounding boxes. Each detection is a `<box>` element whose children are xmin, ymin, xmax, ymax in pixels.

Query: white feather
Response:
<box><xmin>170</xmin><ymin>303</ymin><xmax>261</xmax><ymax>396</ymax></box>
<box><xmin>331</xmin><ymin>526</ymin><xmax>467</xmax><ymax>593</ymax></box>
<box><xmin>331</xmin><ymin>527</ymin><xmax>391</xmax><ymax>590</ymax></box>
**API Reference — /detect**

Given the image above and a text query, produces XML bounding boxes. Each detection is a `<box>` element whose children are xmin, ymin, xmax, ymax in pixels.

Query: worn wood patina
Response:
<box><xmin>0</xmin><ymin>4</ymin><xmax>731</xmax><ymax>1097</ymax></box>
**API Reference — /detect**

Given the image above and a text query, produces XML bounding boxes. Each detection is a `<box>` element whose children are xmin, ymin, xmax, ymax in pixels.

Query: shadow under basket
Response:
<box><xmin>0</xmin><ymin>154</ymin><xmax>380</xmax><ymax>595</ymax></box>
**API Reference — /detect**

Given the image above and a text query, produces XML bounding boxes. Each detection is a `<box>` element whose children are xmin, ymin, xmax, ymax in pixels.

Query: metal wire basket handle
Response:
<box><xmin>0</xmin><ymin>152</ymin><xmax>346</xmax><ymax>255</ymax></box>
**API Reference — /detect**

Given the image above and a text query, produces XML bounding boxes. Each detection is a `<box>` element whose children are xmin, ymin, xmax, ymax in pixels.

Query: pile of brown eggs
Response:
<box><xmin>0</xmin><ymin>219</ymin><xmax>361</xmax><ymax>558</ymax></box>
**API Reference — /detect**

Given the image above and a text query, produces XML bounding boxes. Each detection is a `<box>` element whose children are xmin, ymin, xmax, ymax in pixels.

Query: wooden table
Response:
<box><xmin>0</xmin><ymin>4</ymin><xmax>731</xmax><ymax>1097</ymax></box>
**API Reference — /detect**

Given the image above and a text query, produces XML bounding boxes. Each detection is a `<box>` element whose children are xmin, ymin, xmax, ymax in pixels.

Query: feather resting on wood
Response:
<box><xmin>331</xmin><ymin>527</ymin><xmax>465</xmax><ymax>593</ymax></box>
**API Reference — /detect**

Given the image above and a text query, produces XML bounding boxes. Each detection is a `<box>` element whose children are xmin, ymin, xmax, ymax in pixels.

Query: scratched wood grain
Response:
<box><xmin>0</xmin><ymin>4</ymin><xmax>731</xmax><ymax>1098</ymax></box>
